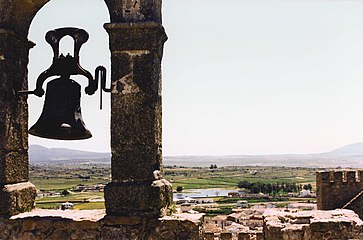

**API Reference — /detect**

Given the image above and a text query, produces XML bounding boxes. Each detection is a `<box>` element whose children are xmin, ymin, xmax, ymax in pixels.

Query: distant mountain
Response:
<box><xmin>328</xmin><ymin>142</ymin><xmax>363</xmax><ymax>156</ymax></box>
<box><xmin>29</xmin><ymin>143</ymin><xmax>363</xmax><ymax>168</ymax></box>
<box><xmin>29</xmin><ymin>144</ymin><xmax>111</xmax><ymax>164</ymax></box>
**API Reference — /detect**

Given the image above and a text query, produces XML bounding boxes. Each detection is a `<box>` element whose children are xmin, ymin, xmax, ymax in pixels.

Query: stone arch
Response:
<box><xmin>27</xmin><ymin>0</ymin><xmax>111</xmax><ymax>151</ymax></box>
<box><xmin>0</xmin><ymin>0</ymin><xmax>172</xmax><ymax>217</ymax></box>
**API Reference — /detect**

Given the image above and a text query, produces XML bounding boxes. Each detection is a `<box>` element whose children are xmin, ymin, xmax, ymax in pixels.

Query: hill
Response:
<box><xmin>28</xmin><ymin>142</ymin><xmax>363</xmax><ymax>168</ymax></box>
<box><xmin>328</xmin><ymin>142</ymin><xmax>363</xmax><ymax>155</ymax></box>
<box><xmin>29</xmin><ymin>144</ymin><xmax>111</xmax><ymax>164</ymax></box>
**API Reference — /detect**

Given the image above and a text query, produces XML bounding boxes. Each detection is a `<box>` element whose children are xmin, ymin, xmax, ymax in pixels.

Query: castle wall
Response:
<box><xmin>316</xmin><ymin>170</ymin><xmax>363</xmax><ymax>211</ymax></box>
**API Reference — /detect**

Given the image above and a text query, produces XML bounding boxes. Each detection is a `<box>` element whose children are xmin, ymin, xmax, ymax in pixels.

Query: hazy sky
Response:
<box><xmin>28</xmin><ymin>0</ymin><xmax>363</xmax><ymax>155</ymax></box>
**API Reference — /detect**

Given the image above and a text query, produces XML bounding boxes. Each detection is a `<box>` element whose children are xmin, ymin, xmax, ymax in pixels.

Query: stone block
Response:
<box><xmin>264</xmin><ymin>209</ymin><xmax>363</xmax><ymax>240</ymax></box>
<box><xmin>256</xmin><ymin>232</ymin><xmax>264</xmax><ymax>240</ymax></box>
<box><xmin>111</xmin><ymin>144</ymin><xmax>162</xmax><ymax>181</ymax></box>
<box><xmin>105</xmin><ymin>22</ymin><xmax>167</xmax><ymax>52</ymax></box>
<box><xmin>238</xmin><ymin>232</ymin><xmax>251</xmax><ymax>240</ymax></box>
<box><xmin>221</xmin><ymin>232</ymin><xmax>232</xmax><ymax>240</ymax></box>
<box><xmin>110</xmin><ymin>52</ymin><xmax>162</xmax><ymax>147</ymax></box>
<box><xmin>104</xmin><ymin>0</ymin><xmax>162</xmax><ymax>23</ymax></box>
<box><xmin>102</xmin><ymin>215</ymin><xmax>142</xmax><ymax>226</ymax></box>
<box><xmin>0</xmin><ymin>151</ymin><xmax>28</xmax><ymax>184</ymax></box>
<box><xmin>111</xmin><ymin>95</ymin><xmax>161</xmax><ymax>146</ymax></box>
<box><xmin>0</xmin><ymin>181</ymin><xmax>36</xmax><ymax>216</ymax></box>
<box><xmin>204</xmin><ymin>232</ymin><xmax>214</xmax><ymax>240</ymax></box>
<box><xmin>104</xmin><ymin>179</ymin><xmax>172</xmax><ymax>217</ymax></box>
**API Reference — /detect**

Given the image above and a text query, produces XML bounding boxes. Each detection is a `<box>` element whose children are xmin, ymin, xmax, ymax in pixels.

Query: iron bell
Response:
<box><xmin>29</xmin><ymin>76</ymin><xmax>91</xmax><ymax>140</ymax></box>
<box><xmin>19</xmin><ymin>27</ymin><xmax>110</xmax><ymax>140</ymax></box>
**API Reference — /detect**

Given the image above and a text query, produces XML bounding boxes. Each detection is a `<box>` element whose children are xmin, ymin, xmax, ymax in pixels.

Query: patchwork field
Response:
<box><xmin>29</xmin><ymin>163</ymin><xmax>319</xmax><ymax>210</ymax></box>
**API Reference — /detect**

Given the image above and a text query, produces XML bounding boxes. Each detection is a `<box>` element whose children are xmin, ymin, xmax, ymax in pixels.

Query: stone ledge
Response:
<box><xmin>104</xmin><ymin>179</ymin><xmax>172</xmax><ymax>217</ymax></box>
<box><xmin>263</xmin><ymin>209</ymin><xmax>363</xmax><ymax>240</ymax></box>
<box><xmin>104</xmin><ymin>22</ymin><xmax>167</xmax><ymax>52</ymax></box>
<box><xmin>0</xmin><ymin>181</ymin><xmax>36</xmax><ymax>216</ymax></box>
<box><xmin>1</xmin><ymin>209</ymin><xmax>203</xmax><ymax>240</ymax></box>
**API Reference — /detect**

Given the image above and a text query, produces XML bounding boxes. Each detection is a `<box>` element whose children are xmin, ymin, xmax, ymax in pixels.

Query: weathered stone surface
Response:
<box><xmin>104</xmin><ymin>0</ymin><xmax>162</xmax><ymax>23</ymax></box>
<box><xmin>238</xmin><ymin>232</ymin><xmax>251</xmax><ymax>240</ymax></box>
<box><xmin>104</xmin><ymin>4</ymin><xmax>171</xmax><ymax>217</ymax></box>
<box><xmin>0</xmin><ymin>28</ymin><xmax>34</xmax><ymax>216</ymax></box>
<box><xmin>104</xmin><ymin>179</ymin><xmax>172</xmax><ymax>217</ymax></box>
<box><xmin>105</xmin><ymin>22</ymin><xmax>167</xmax><ymax>52</ymax></box>
<box><xmin>0</xmin><ymin>1</ymin><xmax>49</xmax><ymax>36</ymax></box>
<box><xmin>0</xmin><ymin>210</ymin><xmax>202</xmax><ymax>240</ymax></box>
<box><xmin>111</xmin><ymin>145</ymin><xmax>162</xmax><ymax>181</ymax></box>
<box><xmin>344</xmin><ymin>190</ymin><xmax>363</xmax><ymax>221</ymax></box>
<box><xmin>110</xmin><ymin>51</ymin><xmax>162</xmax><ymax>148</ymax></box>
<box><xmin>0</xmin><ymin>182</ymin><xmax>36</xmax><ymax>216</ymax></box>
<box><xmin>316</xmin><ymin>170</ymin><xmax>363</xmax><ymax>210</ymax></box>
<box><xmin>0</xmin><ymin>150</ymin><xmax>28</xmax><ymax>184</ymax></box>
<box><xmin>0</xmin><ymin>30</ymin><xmax>30</xmax><ymax>154</ymax></box>
<box><xmin>204</xmin><ymin>232</ymin><xmax>214</xmax><ymax>240</ymax></box>
<box><xmin>220</xmin><ymin>232</ymin><xmax>232</xmax><ymax>240</ymax></box>
<box><xmin>263</xmin><ymin>209</ymin><xmax>363</xmax><ymax>240</ymax></box>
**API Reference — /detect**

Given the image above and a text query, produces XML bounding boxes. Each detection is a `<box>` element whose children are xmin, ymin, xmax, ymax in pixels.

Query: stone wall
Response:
<box><xmin>316</xmin><ymin>170</ymin><xmax>363</xmax><ymax>219</ymax></box>
<box><xmin>263</xmin><ymin>209</ymin><xmax>363</xmax><ymax>240</ymax></box>
<box><xmin>0</xmin><ymin>209</ymin><xmax>203</xmax><ymax>240</ymax></box>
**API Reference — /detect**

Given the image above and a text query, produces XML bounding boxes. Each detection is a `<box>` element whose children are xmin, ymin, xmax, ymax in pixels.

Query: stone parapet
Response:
<box><xmin>263</xmin><ymin>209</ymin><xmax>363</xmax><ymax>240</ymax></box>
<box><xmin>316</xmin><ymin>170</ymin><xmax>363</xmax><ymax>211</ymax></box>
<box><xmin>0</xmin><ymin>182</ymin><xmax>36</xmax><ymax>216</ymax></box>
<box><xmin>0</xmin><ymin>209</ymin><xmax>203</xmax><ymax>240</ymax></box>
<box><xmin>220</xmin><ymin>232</ymin><xmax>232</xmax><ymax>240</ymax></box>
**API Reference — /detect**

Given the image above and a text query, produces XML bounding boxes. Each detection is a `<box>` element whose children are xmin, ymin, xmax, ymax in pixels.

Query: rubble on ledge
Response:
<box><xmin>263</xmin><ymin>209</ymin><xmax>363</xmax><ymax>240</ymax></box>
<box><xmin>0</xmin><ymin>209</ymin><xmax>203</xmax><ymax>240</ymax></box>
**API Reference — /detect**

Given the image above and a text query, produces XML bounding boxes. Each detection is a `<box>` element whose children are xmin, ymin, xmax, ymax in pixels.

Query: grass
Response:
<box><xmin>73</xmin><ymin>202</ymin><xmax>105</xmax><ymax>210</ymax></box>
<box><xmin>167</xmin><ymin>166</ymin><xmax>317</xmax><ymax>190</ymax></box>
<box><xmin>30</xmin><ymin>164</ymin><xmax>318</xmax><ymax>210</ymax></box>
<box><xmin>31</xmin><ymin>178</ymin><xmax>108</xmax><ymax>191</ymax></box>
<box><xmin>35</xmin><ymin>201</ymin><xmax>105</xmax><ymax>210</ymax></box>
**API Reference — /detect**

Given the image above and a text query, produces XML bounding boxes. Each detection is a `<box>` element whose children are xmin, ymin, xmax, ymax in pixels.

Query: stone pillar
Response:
<box><xmin>316</xmin><ymin>171</ymin><xmax>330</xmax><ymax>210</ymax></box>
<box><xmin>0</xmin><ymin>28</ymin><xmax>36</xmax><ymax>216</ymax></box>
<box><xmin>104</xmin><ymin>0</ymin><xmax>172</xmax><ymax>217</ymax></box>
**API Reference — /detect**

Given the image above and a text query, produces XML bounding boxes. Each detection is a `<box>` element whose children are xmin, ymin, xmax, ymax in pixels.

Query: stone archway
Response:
<box><xmin>0</xmin><ymin>0</ymin><xmax>172</xmax><ymax>217</ymax></box>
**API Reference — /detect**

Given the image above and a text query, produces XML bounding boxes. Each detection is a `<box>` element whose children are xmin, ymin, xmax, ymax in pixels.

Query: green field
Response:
<box><xmin>30</xmin><ymin>164</ymin><xmax>317</xmax><ymax>210</ymax></box>
<box><xmin>165</xmin><ymin>166</ymin><xmax>317</xmax><ymax>190</ymax></box>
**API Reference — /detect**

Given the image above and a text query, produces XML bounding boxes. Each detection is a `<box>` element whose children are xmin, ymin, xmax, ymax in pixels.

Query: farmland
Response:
<box><xmin>29</xmin><ymin>163</ymin><xmax>319</xmax><ymax>210</ymax></box>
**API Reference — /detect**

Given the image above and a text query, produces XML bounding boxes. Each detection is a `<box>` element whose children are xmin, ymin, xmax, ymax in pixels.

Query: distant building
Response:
<box><xmin>299</xmin><ymin>189</ymin><xmax>311</xmax><ymax>197</ymax></box>
<box><xmin>236</xmin><ymin>200</ymin><xmax>248</xmax><ymax>208</ymax></box>
<box><xmin>61</xmin><ymin>202</ymin><xmax>73</xmax><ymax>210</ymax></box>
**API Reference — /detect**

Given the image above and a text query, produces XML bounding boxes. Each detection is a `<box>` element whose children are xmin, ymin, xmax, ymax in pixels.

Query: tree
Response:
<box><xmin>303</xmin><ymin>184</ymin><xmax>312</xmax><ymax>191</ymax></box>
<box><xmin>176</xmin><ymin>186</ymin><xmax>183</xmax><ymax>192</ymax></box>
<box><xmin>210</xmin><ymin>164</ymin><xmax>218</xmax><ymax>169</ymax></box>
<box><xmin>61</xmin><ymin>189</ymin><xmax>70</xmax><ymax>196</ymax></box>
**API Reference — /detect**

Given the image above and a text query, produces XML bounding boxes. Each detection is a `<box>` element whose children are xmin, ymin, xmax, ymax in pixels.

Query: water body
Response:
<box><xmin>173</xmin><ymin>188</ymin><xmax>235</xmax><ymax>199</ymax></box>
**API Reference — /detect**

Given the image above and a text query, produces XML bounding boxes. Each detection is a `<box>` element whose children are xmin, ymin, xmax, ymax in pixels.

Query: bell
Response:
<box><xmin>29</xmin><ymin>76</ymin><xmax>92</xmax><ymax>140</ymax></box>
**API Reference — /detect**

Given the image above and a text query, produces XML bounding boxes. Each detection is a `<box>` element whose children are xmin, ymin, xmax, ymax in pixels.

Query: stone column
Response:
<box><xmin>104</xmin><ymin>0</ymin><xmax>172</xmax><ymax>217</ymax></box>
<box><xmin>0</xmin><ymin>29</ymin><xmax>36</xmax><ymax>216</ymax></box>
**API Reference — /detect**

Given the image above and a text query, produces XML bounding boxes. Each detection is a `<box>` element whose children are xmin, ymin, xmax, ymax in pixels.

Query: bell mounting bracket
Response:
<box><xmin>19</xmin><ymin>27</ymin><xmax>110</xmax><ymax>109</ymax></box>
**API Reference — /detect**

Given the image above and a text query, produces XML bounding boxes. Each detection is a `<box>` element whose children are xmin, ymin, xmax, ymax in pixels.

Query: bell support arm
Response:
<box><xmin>95</xmin><ymin>66</ymin><xmax>111</xmax><ymax>109</ymax></box>
<box><xmin>18</xmin><ymin>27</ymin><xmax>110</xmax><ymax>106</ymax></box>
